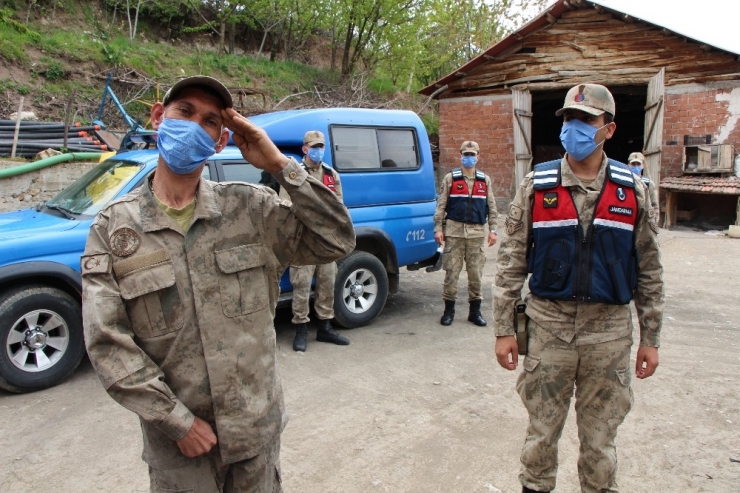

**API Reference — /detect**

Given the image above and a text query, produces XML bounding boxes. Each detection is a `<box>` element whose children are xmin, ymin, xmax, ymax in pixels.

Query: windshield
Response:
<box><xmin>46</xmin><ymin>159</ymin><xmax>146</xmax><ymax>217</ymax></box>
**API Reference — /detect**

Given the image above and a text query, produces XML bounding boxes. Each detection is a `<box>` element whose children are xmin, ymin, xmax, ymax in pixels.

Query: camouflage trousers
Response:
<box><xmin>517</xmin><ymin>321</ymin><xmax>633</xmax><ymax>493</ymax></box>
<box><xmin>148</xmin><ymin>439</ymin><xmax>282</xmax><ymax>493</ymax></box>
<box><xmin>441</xmin><ymin>236</ymin><xmax>486</xmax><ymax>301</ymax></box>
<box><xmin>289</xmin><ymin>262</ymin><xmax>337</xmax><ymax>324</ymax></box>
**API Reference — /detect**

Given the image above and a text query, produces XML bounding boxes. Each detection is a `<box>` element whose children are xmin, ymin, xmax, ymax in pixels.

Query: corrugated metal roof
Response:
<box><xmin>419</xmin><ymin>0</ymin><xmax>740</xmax><ymax>96</ymax></box>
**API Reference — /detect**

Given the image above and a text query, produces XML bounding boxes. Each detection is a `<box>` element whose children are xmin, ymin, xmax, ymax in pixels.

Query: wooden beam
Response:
<box><xmin>546</xmin><ymin>13</ymin><xmax>557</xmax><ymax>24</ymax></box>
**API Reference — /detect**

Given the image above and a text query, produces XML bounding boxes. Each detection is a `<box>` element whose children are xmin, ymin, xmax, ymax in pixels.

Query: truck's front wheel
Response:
<box><xmin>0</xmin><ymin>286</ymin><xmax>85</xmax><ymax>393</ymax></box>
<box><xmin>334</xmin><ymin>251</ymin><xmax>388</xmax><ymax>328</ymax></box>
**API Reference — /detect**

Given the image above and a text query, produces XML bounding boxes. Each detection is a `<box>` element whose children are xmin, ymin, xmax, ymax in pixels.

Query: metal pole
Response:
<box><xmin>10</xmin><ymin>96</ymin><xmax>24</xmax><ymax>159</ymax></box>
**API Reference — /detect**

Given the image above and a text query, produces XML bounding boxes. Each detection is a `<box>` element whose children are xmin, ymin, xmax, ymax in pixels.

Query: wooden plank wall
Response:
<box><xmin>441</xmin><ymin>6</ymin><xmax>740</xmax><ymax>98</ymax></box>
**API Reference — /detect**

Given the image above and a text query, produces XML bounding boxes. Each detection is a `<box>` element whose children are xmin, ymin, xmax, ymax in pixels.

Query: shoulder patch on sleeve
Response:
<box><xmin>505</xmin><ymin>218</ymin><xmax>523</xmax><ymax>235</ymax></box>
<box><xmin>508</xmin><ymin>204</ymin><xmax>524</xmax><ymax>222</ymax></box>
<box><xmin>81</xmin><ymin>254</ymin><xmax>111</xmax><ymax>275</ymax></box>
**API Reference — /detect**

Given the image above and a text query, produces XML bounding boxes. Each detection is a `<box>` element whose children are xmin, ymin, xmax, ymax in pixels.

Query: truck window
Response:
<box><xmin>331</xmin><ymin>127</ymin><xmax>419</xmax><ymax>171</ymax></box>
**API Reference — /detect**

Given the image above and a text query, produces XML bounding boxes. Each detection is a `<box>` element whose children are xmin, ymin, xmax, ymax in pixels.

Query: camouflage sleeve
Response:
<box><xmin>81</xmin><ymin>213</ymin><xmax>194</xmax><ymax>442</ymax></box>
<box><xmin>486</xmin><ymin>175</ymin><xmax>498</xmax><ymax>231</ymax></box>
<box><xmin>633</xmin><ymin>181</ymin><xmax>664</xmax><ymax>347</ymax></box>
<box><xmin>434</xmin><ymin>173</ymin><xmax>451</xmax><ymax>233</ymax></box>
<box><xmin>493</xmin><ymin>174</ymin><xmax>533</xmax><ymax>336</ymax></box>
<box><xmin>333</xmin><ymin>169</ymin><xmax>344</xmax><ymax>204</ymax></box>
<box><xmin>268</xmin><ymin>158</ymin><xmax>355</xmax><ymax>268</ymax></box>
<box><xmin>649</xmin><ymin>181</ymin><xmax>660</xmax><ymax>217</ymax></box>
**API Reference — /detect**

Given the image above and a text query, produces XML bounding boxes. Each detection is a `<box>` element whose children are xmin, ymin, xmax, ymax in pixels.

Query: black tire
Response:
<box><xmin>333</xmin><ymin>251</ymin><xmax>389</xmax><ymax>328</ymax></box>
<box><xmin>0</xmin><ymin>286</ymin><xmax>85</xmax><ymax>393</ymax></box>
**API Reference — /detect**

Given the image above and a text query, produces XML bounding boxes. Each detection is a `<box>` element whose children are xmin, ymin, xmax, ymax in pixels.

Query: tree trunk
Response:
<box><xmin>270</xmin><ymin>30</ymin><xmax>281</xmax><ymax>62</ymax></box>
<box><xmin>258</xmin><ymin>31</ymin><xmax>268</xmax><ymax>56</ymax></box>
<box><xmin>228</xmin><ymin>21</ymin><xmax>235</xmax><ymax>54</ymax></box>
<box><xmin>341</xmin><ymin>21</ymin><xmax>355</xmax><ymax>76</ymax></box>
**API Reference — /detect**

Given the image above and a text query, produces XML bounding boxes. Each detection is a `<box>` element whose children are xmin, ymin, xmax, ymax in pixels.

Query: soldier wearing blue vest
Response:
<box><xmin>434</xmin><ymin>140</ymin><xmax>498</xmax><ymax>327</ymax></box>
<box><xmin>628</xmin><ymin>151</ymin><xmax>660</xmax><ymax>217</ymax></box>
<box><xmin>493</xmin><ymin>84</ymin><xmax>664</xmax><ymax>493</ymax></box>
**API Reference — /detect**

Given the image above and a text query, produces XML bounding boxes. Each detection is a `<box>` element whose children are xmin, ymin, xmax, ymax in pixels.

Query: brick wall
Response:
<box><xmin>662</xmin><ymin>83</ymin><xmax>740</xmax><ymax>179</ymax></box>
<box><xmin>438</xmin><ymin>95</ymin><xmax>515</xmax><ymax>201</ymax></box>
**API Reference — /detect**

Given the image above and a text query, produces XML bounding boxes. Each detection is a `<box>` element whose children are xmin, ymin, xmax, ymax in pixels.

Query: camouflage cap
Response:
<box><xmin>460</xmin><ymin>141</ymin><xmax>479</xmax><ymax>155</ymax></box>
<box><xmin>162</xmin><ymin>75</ymin><xmax>233</xmax><ymax>108</ymax></box>
<box><xmin>628</xmin><ymin>152</ymin><xmax>646</xmax><ymax>165</ymax></box>
<box><xmin>304</xmin><ymin>130</ymin><xmax>325</xmax><ymax>147</ymax></box>
<box><xmin>555</xmin><ymin>83</ymin><xmax>615</xmax><ymax>117</ymax></box>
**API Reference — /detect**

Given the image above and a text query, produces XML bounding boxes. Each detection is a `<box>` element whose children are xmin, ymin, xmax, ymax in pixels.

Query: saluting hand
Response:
<box><xmin>221</xmin><ymin>108</ymin><xmax>289</xmax><ymax>174</ymax></box>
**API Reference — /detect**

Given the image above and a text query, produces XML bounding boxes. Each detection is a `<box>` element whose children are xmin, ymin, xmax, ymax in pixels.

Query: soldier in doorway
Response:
<box><xmin>493</xmin><ymin>83</ymin><xmax>664</xmax><ymax>493</ymax></box>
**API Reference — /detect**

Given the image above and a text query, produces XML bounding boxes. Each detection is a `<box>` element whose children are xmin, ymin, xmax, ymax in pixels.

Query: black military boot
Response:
<box><xmin>316</xmin><ymin>319</ymin><xmax>350</xmax><ymax>345</ymax></box>
<box><xmin>440</xmin><ymin>300</ymin><xmax>455</xmax><ymax>326</ymax></box>
<box><xmin>292</xmin><ymin>323</ymin><xmax>308</xmax><ymax>352</ymax></box>
<box><xmin>467</xmin><ymin>299</ymin><xmax>487</xmax><ymax>326</ymax></box>
<box><xmin>523</xmin><ymin>487</ymin><xmax>550</xmax><ymax>493</ymax></box>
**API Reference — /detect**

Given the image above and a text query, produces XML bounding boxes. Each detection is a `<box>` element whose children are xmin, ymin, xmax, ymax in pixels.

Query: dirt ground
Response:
<box><xmin>0</xmin><ymin>227</ymin><xmax>738</xmax><ymax>493</ymax></box>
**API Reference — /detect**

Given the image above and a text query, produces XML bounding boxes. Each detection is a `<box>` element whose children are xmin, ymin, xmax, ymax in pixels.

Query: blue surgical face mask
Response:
<box><xmin>461</xmin><ymin>155</ymin><xmax>477</xmax><ymax>168</ymax></box>
<box><xmin>157</xmin><ymin>118</ymin><xmax>217</xmax><ymax>175</ymax></box>
<box><xmin>559</xmin><ymin>119</ymin><xmax>607</xmax><ymax>162</ymax></box>
<box><xmin>307</xmin><ymin>147</ymin><xmax>325</xmax><ymax>164</ymax></box>
<box><xmin>630</xmin><ymin>165</ymin><xmax>643</xmax><ymax>176</ymax></box>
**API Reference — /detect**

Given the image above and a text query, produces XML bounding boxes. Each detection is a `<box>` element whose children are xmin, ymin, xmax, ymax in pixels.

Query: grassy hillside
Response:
<box><xmin>0</xmin><ymin>4</ymin><xmax>434</xmax><ymax>136</ymax></box>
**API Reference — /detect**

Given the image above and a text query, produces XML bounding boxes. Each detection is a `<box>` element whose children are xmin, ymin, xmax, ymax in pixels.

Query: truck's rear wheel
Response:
<box><xmin>0</xmin><ymin>286</ymin><xmax>85</xmax><ymax>393</ymax></box>
<box><xmin>333</xmin><ymin>251</ymin><xmax>388</xmax><ymax>328</ymax></box>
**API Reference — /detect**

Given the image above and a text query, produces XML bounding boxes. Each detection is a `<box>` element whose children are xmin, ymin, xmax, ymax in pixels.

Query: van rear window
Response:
<box><xmin>331</xmin><ymin>126</ymin><xmax>419</xmax><ymax>171</ymax></box>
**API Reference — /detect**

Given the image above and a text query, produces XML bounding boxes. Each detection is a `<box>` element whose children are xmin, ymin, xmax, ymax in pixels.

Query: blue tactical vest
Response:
<box><xmin>445</xmin><ymin>168</ymin><xmax>489</xmax><ymax>224</ymax></box>
<box><xmin>527</xmin><ymin>159</ymin><xmax>639</xmax><ymax>304</ymax></box>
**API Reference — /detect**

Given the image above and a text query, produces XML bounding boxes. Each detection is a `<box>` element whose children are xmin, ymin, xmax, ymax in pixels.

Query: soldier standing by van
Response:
<box><xmin>281</xmin><ymin>130</ymin><xmax>350</xmax><ymax>352</ymax></box>
<box><xmin>434</xmin><ymin>140</ymin><xmax>498</xmax><ymax>327</ymax></box>
<box><xmin>493</xmin><ymin>83</ymin><xmax>664</xmax><ymax>493</ymax></box>
<box><xmin>82</xmin><ymin>76</ymin><xmax>355</xmax><ymax>492</ymax></box>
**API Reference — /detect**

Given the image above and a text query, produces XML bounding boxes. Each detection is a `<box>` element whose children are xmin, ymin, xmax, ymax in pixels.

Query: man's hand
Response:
<box><xmin>176</xmin><ymin>417</ymin><xmax>217</xmax><ymax>458</ymax></box>
<box><xmin>434</xmin><ymin>232</ymin><xmax>445</xmax><ymax>246</ymax></box>
<box><xmin>221</xmin><ymin>108</ymin><xmax>289</xmax><ymax>173</ymax></box>
<box><xmin>635</xmin><ymin>346</ymin><xmax>659</xmax><ymax>379</ymax></box>
<box><xmin>495</xmin><ymin>335</ymin><xmax>519</xmax><ymax>370</ymax></box>
<box><xmin>487</xmin><ymin>232</ymin><xmax>498</xmax><ymax>247</ymax></box>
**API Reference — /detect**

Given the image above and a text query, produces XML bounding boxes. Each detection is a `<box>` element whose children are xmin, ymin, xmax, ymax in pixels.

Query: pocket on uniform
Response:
<box><xmin>523</xmin><ymin>354</ymin><xmax>541</xmax><ymax>372</ymax></box>
<box><xmin>117</xmin><ymin>257</ymin><xmax>184</xmax><ymax>338</ymax></box>
<box><xmin>615</xmin><ymin>367</ymin><xmax>631</xmax><ymax>387</ymax></box>
<box><xmin>541</xmin><ymin>239</ymin><xmax>570</xmax><ymax>290</ymax></box>
<box><xmin>215</xmin><ymin>244</ymin><xmax>269</xmax><ymax>318</ymax></box>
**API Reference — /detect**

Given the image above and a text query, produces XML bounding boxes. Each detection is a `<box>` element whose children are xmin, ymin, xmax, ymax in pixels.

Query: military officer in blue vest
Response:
<box><xmin>492</xmin><ymin>84</ymin><xmax>664</xmax><ymax>493</ymax></box>
<box><xmin>434</xmin><ymin>140</ymin><xmax>498</xmax><ymax>327</ymax></box>
<box><xmin>628</xmin><ymin>151</ymin><xmax>660</xmax><ymax>218</ymax></box>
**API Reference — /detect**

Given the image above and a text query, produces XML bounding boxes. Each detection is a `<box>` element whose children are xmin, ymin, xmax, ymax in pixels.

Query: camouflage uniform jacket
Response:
<box><xmin>279</xmin><ymin>156</ymin><xmax>343</xmax><ymax>203</ymax></box>
<box><xmin>82</xmin><ymin>158</ymin><xmax>355</xmax><ymax>468</ymax></box>
<box><xmin>493</xmin><ymin>155</ymin><xmax>664</xmax><ymax>347</ymax></box>
<box><xmin>434</xmin><ymin>171</ymin><xmax>498</xmax><ymax>238</ymax></box>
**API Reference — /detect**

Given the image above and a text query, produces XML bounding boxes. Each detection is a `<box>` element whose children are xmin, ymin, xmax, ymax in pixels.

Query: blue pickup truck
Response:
<box><xmin>0</xmin><ymin>108</ymin><xmax>440</xmax><ymax>393</ymax></box>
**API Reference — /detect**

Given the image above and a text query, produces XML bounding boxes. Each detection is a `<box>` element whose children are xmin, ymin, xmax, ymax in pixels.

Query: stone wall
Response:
<box><xmin>0</xmin><ymin>159</ymin><xmax>99</xmax><ymax>213</ymax></box>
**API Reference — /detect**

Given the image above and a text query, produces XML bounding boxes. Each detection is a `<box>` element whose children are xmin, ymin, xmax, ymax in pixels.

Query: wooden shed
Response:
<box><xmin>420</xmin><ymin>0</ymin><xmax>740</xmax><ymax>229</ymax></box>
